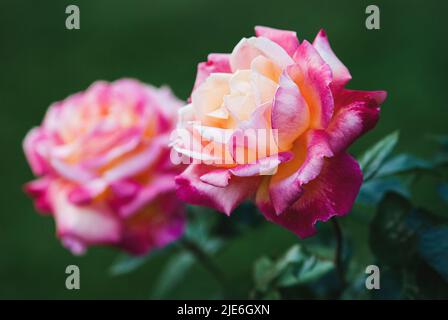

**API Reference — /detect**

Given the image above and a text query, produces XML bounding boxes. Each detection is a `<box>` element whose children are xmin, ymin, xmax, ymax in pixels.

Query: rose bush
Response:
<box><xmin>24</xmin><ymin>79</ymin><xmax>185</xmax><ymax>255</ymax></box>
<box><xmin>172</xmin><ymin>26</ymin><xmax>387</xmax><ymax>237</ymax></box>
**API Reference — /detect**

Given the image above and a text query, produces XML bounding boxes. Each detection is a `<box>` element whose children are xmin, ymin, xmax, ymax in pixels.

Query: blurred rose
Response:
<box><xmin>172</xmin><ymin>26</ymin><xmax>386</xmax><ymax>237</ymax></box>
<box><xmin>24</xmin><ymin>79</ymin><xmax>185</xmax><ymax>255</ymax></box>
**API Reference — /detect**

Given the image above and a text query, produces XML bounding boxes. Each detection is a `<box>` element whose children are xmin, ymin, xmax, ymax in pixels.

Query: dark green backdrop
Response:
<box><xmin>0</xmin><ymin>0</ymin><xmax>446</xmax><ymax>299</ymax></box>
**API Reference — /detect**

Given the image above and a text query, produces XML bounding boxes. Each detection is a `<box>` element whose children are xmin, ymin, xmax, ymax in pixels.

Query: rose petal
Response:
<box><xmin>327</xmin><ymin>101</ymin><xmax>379</xmax><ymax>154</ymax></box>
<box><xmin>272</xmin><ymin>70</ymin><xmax>310</xmax><ymax>150</ymax></box>
<box><xmin>230</xmin><ymin>152</ymin><xmax>293</xmax><ymax>177</ymax></box>
<box><xmin>192</xmin><ymin>73</ymin><xmax>232</xmax><ymax>124</ymax></box>
<box><xmin>312</xmin><ymin>29</ymin><xmax>351</xmax><ymax>88</ymax></box>
<box><xmin>251</xmin><ymin>55</ymin><xmax>282</xmax><ymax>83</ymax></box>
<box><xmin>51</xmin><ymin>183</ymin><xmax>122</xmax><ymax>254</ymax></box>
<box><xmin>23</xmin><ymin>128</ymin><xmax>51</xmax><ymax>176</ymax></box>
<box><xmin>229</xmin><ymin>102</ymin><xmax>278</xmax><ymax>163</ymax></box>
<box><xmin>193</xmin><ymin>54</ymin><xmax>231</xmax><ymax>93</ymax></box>
<box><xmin>200</xmin><ymin>168</ymin><xmax>232</xmax><ymax>187</ymax></box>
<box><xmin>291</xmin><ymin>41</ymin><xmax>334</xmax><ymax>129</ymax></box>
<box><xmin>102</xmin><ymin>136</ymin><xmax>168</xmax><ymax>182</ymax></box>
<box><xmin>268</xmin><ymin>130</ymin><xmax>333</xmax><ymax>215</ymax></box>
<box><xmin>24</xmin><ymin>178</ymin><xmax>53</xmax><ymax>213</ymax></box>
<box><xmin>326</xmin><ymin>89</ymin><xmax>386</xmax><ymax>153</ymax></box>
<box><xmin>115</xmin><ymin>174</ymin><xmax>177</xmax><ymax>217</ymax></box>
<box><xmin>262</xmin><ymin>153</ymin><xmax>362</xmax><ymax>237</ymax></box>
<box><xmin>255</xmin><ymin>25</ymin><xmax>299</xmax><ymax>56</ymax></box>
<box><xmin>175</xmin><ymin>164</ymin><xmax>261</xmax><ymax>215</ymax></box>
<box><xmin>230</xmin><ymin>36</ymin><xmax>294</xmax><ymax>71</ymax></box>
<box><xmin>50</xmin><ymin>158</ymin><xmax>96</xmax><ymax>183</ymax></box>
<box><xmin>335</xmin><ymin>89</ymin><xmax>387</xmax><ymax>109</ymax></box>
<box><xmin>67</xmin><ymin>179</ymin><xmax>108</xmax><ymax>205</ymax></box>
<box><xmin>121</xmin><ymin>193</ymin><xmax>185</xmax><ymax>255</ymax></box>
<box><xmin>251</xmin><ymin>69</ymin><xmax>278</xmax><ymax>106</ymax></box>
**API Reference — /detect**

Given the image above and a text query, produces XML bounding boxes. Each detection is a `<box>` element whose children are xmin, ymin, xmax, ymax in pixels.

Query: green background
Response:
<box><xmin>0</xmin><ymin>0</ymin><xmax>446</xmax><ymax>299</ymax></box>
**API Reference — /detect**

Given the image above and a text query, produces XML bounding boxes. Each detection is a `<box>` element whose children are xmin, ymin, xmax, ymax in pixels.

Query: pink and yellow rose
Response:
<box><xmin>173</xmin><ymin>26</ymin><xmax>386</xmax><ymax>237</ymax></box>
<box><xmin>24</xmin><ymin>79</ymin><xmax>185</xmax><ymax>255</ymax></box>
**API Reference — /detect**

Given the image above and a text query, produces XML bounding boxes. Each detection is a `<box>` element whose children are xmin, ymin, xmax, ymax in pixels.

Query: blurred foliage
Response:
<box><xmin>246</xmin><ymin>133</ymin><xmax>448</xmax><ymax>299</ymax></box>
<box><xmin>369</xmin><ymin>193</ymin><xmax>448</xmax><ymax>299</ymax></box>
<box><xmin>110</xmin><ymin>133</ymin><xmax>448</xmax><ymax>300</ymax></box>
<box><xmin>359</xmin><ymin>131</ymin><xmax>399</xmax><ymax>181</ymax></box>
<box><xmin>252</xmin><ymin>245</ymin><xmax>334</xmax><ymax>299</ymax></box>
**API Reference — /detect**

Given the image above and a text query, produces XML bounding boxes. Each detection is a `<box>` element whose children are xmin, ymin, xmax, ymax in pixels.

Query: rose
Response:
<box><xmin>23</xmin><ymin>79</ymin><xmax>185</xmax><ymax>255</ymax></box>
<box><xmin>172</xmin><ymin>26</ymin><xmax>386</xmax><ymax>237</ymax></box>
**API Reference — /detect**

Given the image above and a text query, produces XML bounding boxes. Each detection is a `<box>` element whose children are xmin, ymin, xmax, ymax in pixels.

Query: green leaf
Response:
<box><xmin>150</xmin><ymin>251</ymin><xmax>195</xmax><ymax>298</ymax></box>
<box><xmin>253</xmin><ymin>246</ymin><xmax>302</xmax><ymax>293</ymax></box>
<box><xmin>253</xmin><ymin>256</ymin><xmax>275</xmax><ymax>292</ymax></box>
<box><xmin>277</xmin><ymin>255</ymin><xmax>333</xmax><ymax>287</ymax></box>
<box><xmin>262</xmin><ymin>290</ymin><xmax>281</xmax><ymax>300</ymax></box>
<box><xmin>427</xmin><ymin>134</ymin><xmax>448</xmax><ymax>167</ymax></box>
<box><xmin>369</xmin><ymin>192</ymin><xmax>448</xmax><ymax>298</ymax></box>
<box><xmin>437</xmin><ymin>183</ymin><xmax>448</xmax><ymax>204</ymax></box>
<box><xmin>151</xmin><ymin>237</ymin><xmax>223</xmax><ymax>298</ymax></box>
<box><xmin>412</xmin><ymin>257</ymin><xmax>448</xmax><ymax>299</ymax></box>
<box><xmin>274</xmin><ymin>245</ymin><xmax>303</xmax><ymax>273</ymax></box>
<box><xmin>427</xmin><ymin>134</ymin><xmax>448</xmax><ymax>151</ymax></box>
<box><xmin>149</xmin><ymin>206</ymin><xmax>225</xmax><ymax>298</ymax></box>
<box><xmin>185</xmin><ymin>206</ymin><xmax>217</xmax><ymax>243</ymax></box>
<box><xmin>109</xmin><ymin>254</ymin><xmax>152</xmax><ymax>276</ymax></box>
<box><xmin>110</xmin><ymin>207</ymin><xmax>222</xmax><ymax>278</ymax></box>
<box><xmin>418</xmin><ymin>226</ymin><xmax>448</xmax><ymax>282</ymax></box>
<box><xmin>359</xmin><ymin>131</ymin><xmax>399</xmax><ymax>181</ymax></box>
<box><xmin>375</xmin><ymin>153</ymin><xmax>433</xmax><ymax>177</ymax></box>
<box><xmin>357</xmin><ymin>176</ymin><xmax>411</xmax><ymax>205</ymax></box>
<box><xmin>109</xmin><ymin>242</ymin><xmax>173</xmax><ymax>276</ymax></box>
<box><xmin>369</xmin><ymin>192</ymin><xmax>419</xmax><ymax>267</ymax></box>
<box><xmin>434</xmin><ymin>151</ymin><xmax>448</xmax><ymax>166</ymax></box>
<box><xmin>253</xmin><ymin>245</ymin><xmax>333</xmax><ymax>296</ymax></box>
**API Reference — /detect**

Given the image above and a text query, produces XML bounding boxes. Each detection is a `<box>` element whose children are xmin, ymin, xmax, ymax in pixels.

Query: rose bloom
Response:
<box><xmin>173</xmin><ymin>26</ymin><xmax>386</xmax><ymax>237</ymax></box>
<box><xmin>24</xmin><ymin>79</ymin><xmax>185</xmax><ymax>255</ymax></box>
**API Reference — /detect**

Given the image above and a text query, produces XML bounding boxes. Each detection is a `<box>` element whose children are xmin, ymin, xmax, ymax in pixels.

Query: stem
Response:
<box><xmin>180</xmin><ymin>238</ymin><xmax>228</xmax><ymax>294</ymax></box>
<box><xmin>331</xmin><ymin>218</ymin><xmax>346</xmax><ymax>290</ymax></box>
